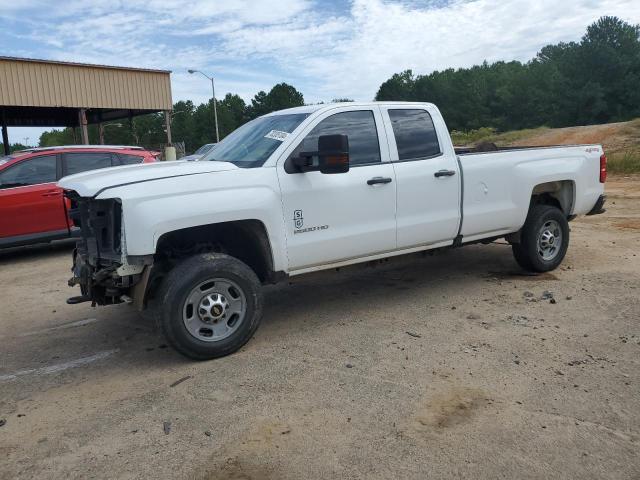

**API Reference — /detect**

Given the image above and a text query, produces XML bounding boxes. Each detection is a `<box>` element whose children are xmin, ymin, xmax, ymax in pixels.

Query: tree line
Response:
<box><xmin>0</xmin><ymin>142</ymin><xmax>31</xmax><ymax>154</ymax></box>
<box><xmin>376</xmin><ymin>16</ymin><xmax>640</xmax><ymax>132</ymax></box>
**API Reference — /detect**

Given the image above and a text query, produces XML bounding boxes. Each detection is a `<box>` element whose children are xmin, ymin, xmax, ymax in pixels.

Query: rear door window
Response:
<box><xmin>0</xmin><ymin>155</ymin><xmax>57</xmax><ymax>189</ymax></box>
<box><xmin>64</xmin><ymin>152</ymin><xmax>114</xmax><ymax>175</ymax></box>
<box><xmin>116</xmin><ymin>154</ymin><xmax>145</xmax><ymax>165</ymax></box>
<box><xmin>388</xmin><ymin>109</ymin><xmax>441</xmax><ymax>160</ymax></box>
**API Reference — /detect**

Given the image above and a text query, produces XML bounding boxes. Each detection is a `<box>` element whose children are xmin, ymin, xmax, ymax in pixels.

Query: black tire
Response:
<box><xmin>512</xmin><ymin>205</ymin><xmax>569</xmax><ymax>273</ymax></box>
<box><xmin>155</xmin><ymin>253</ymin><xmax>263</xmax><ymax>360</ymax></box>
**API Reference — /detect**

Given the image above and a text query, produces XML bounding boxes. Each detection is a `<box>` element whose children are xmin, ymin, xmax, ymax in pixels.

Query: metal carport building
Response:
<box><xmin>0</xmin><ymin>56</ymin><xmax>173</xmax><ymax>156</ymax></box>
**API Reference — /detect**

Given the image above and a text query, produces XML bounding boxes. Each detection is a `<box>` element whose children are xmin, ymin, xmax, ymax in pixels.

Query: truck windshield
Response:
<box><xmin>202</xmin><ymin>113</ymin><xmax>309</xmax><ymax>167</ymax></box>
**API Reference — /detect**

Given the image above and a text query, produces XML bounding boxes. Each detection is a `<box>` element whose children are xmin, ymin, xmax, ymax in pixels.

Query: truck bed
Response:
<box><xmin>454</xmin><ymin>144</ymin><xmax>598</xmax><ymax>155</ymax></box>
<box><xmin>456</xmin><ymin>144</ymin><xmax>604</xmax><ymax>243</ymax></box>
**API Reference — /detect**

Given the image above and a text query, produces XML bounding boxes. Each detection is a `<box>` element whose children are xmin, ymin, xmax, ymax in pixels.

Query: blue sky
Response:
<box><xmin>2</xmin><ymin>0</ymin><xmax>640</xmax><ymax>145</ymax></box>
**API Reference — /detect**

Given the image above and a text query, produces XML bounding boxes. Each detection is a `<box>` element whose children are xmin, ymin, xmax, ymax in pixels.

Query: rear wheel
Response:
<box><xmin>512</xmin><ymin>205</ymin><xmax>569</xmax><ymax>272</ymax></box>
<box><xmin>155</xmin><ymin>253</ymin><xmax>263</xmax><ymax>360</ymax></box>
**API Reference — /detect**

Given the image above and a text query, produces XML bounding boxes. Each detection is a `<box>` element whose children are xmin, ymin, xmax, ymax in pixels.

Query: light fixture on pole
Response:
<box><xmin>188</xmin><ymin>69</ymin><xmax>220</xmax><ymax>143</ymax></box>
<box><xmin>99</xmin><ymin>122</ymin><xmax>123</xmax><ymax>145</ymax></box>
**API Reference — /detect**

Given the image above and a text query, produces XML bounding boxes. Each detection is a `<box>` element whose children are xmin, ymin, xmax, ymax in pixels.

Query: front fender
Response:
<box><xmin>97</xmin><ymin>168</ymin><xmax>288</xmax><ymax>272</ymax></box>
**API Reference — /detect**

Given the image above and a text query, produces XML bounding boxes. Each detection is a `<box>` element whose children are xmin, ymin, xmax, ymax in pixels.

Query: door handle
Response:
<box><xmin>434</xmin><ymin>169</ymin><xmax>456</xmax><ymax>177</ymax></box>
<box><xmin>367</xmin><ymin>177</ymin><xmax>393</xmax><ymax>185</ymax></box>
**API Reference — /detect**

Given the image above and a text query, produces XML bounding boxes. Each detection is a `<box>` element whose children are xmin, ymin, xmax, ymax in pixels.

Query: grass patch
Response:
<box><xmin>450</xmin><ymin>127</ymin><xmax>497</xmax><ymax>145</ymax></box>
<box><xmin>450</xmin><ymin>126</ymin><xmax>549</xmax><ymax>146</ymax></box>
<box><xmin>618</xmin><ymin>118</ymin><xmax>640</xmax><ymax>137</ymax></box>
<box><xmin>491</xmin><ymin>127</ymin><xmax>550</xmax><ymax>145</ymax></box>
<box><xmin>608</xmin><ymin>151</ymin><xmax>640</xmax><ymax>174</ymax></box>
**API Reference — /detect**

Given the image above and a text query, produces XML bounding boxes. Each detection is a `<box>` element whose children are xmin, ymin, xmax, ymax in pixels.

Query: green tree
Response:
<box><xmin>39</xmin><ymin>128</ymin><xmax>76</xmax><ymax>146</ymax></box>
<box><xmin>247</xmin><ymin>83</ymin><xmax>304</xmax><ymax>119</ymax></box>
<box><xmin>580</xmin><ymin>16</ymin><xmax>640</xmax><ymax>122</ymax></box>
<box><xmin>217</xmin><ymin>94</ymin><xmax>247</xmax><ymax>138</ymax></box>
<box><xmin>0</xmin><ymin>142</ymin><xmax>32</xmax><ymax>154</ymax></box>
<box><xmin>375</xmin><ymin>16</ymin><xmax>640</xmax><ymax>132</ymax></box>
<box><xmin>376</xmin><ymin>70</ymin><xmax>415</xmax><ymax>101</ymax></box>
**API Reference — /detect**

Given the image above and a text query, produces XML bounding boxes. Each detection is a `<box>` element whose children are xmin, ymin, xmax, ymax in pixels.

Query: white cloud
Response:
<box><xmin>214</xmin><ymin>0</ymin><xmax>640</xmax><ymax>100</ymax></box>
<box><xmin>3</xmin><ymin>0</ymin><xmax>640</xmax><ymax>144</ymax></box>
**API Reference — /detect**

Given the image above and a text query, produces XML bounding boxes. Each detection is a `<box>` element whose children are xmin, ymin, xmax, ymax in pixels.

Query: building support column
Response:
<box><xmin>98</xmin><ymin>123</ymin><xmax>105</xmax><ymax>144</ymax></box>
<box><xmin>164</xmin><ymin>110</ymin><xmax>173</xmax><ymax>145</ymax></box>
<box><xmin>1</xmin><ymin>109</ymin><xmax>9</xmax><ymax>155</ymax></box>
<box><xmin>164</xmin><ymin>110</ymin><xmax>175</xmax><ymax>161</ymax></box>
<box><xmin>128</xmin><ymin>111</ymin><xmax>136</xmax><ymax>144</ymax></box>
<box><xmin>78</xmin><ymin>108</ymin><xmax>89</xmax><ymax>145</ymax></box>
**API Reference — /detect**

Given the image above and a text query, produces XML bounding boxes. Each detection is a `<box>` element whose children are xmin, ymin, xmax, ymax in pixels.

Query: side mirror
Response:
<box><xmin>292</xmin><ymin>134</ymin><xmax>349</xmax><ymax>174</ymax></box>
<box><xmin>318</xmin><ymin>134</ymin><xmax>349</xmax><ymax>174</ymax></box>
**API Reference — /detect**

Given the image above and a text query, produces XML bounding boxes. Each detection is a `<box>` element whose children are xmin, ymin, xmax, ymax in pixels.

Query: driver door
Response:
<box><xmin>0</xmin><ymin>154</ymin><xmax>67</xmax><ymax>239</ymax></box>
<box><xmin>277</xmin><ymin>106</ymin><xmax>397</xmax><ymax>272</ymax></box>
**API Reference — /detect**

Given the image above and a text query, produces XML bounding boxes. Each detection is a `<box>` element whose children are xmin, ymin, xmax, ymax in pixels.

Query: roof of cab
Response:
<box><xmin>264</xmin><ymin>101</ymin><xmax>436</xmax><ymax>116</ymax></box>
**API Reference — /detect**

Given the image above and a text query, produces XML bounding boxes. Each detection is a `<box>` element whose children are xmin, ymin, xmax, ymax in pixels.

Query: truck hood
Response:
<box><xmin>58</xmin><ymin>160</ymin><xmax>238</xmax><ymax>197</ymax></box>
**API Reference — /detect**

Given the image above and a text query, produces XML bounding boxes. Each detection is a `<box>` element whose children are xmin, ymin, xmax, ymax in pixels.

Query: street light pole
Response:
<box><xmin>188</xmin><ymin>69</ymin><xmax>220</xmax><ymax>143</ymax></box>
<box><xmin>210</xmin><ymin>77</ymin><xmax>220</xmax><ymax>143</ymax></box>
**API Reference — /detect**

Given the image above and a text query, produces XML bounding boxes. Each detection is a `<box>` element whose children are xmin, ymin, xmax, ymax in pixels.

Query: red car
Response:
<box><xmin>0</xmin><ymin>146</ymin><xmax>158</xmax><ymax>248</ymax></box>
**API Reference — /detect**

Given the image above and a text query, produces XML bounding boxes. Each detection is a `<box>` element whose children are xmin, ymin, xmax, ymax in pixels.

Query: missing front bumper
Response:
<box><xmin>67</xmin><ymin>249</ymin><xmax>151</xmax><ymax>307</ymax></box>
<box><xmin>68</xmin><ymin>249</ymin><xmax>128</xmax><ymax>306</ymax></box>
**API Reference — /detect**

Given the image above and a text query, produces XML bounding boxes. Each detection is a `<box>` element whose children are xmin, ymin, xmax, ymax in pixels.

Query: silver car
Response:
<box><xmin>181</xmin><ymin>143</ymin><xmax>217</xmax><ymax>161</ymax></box>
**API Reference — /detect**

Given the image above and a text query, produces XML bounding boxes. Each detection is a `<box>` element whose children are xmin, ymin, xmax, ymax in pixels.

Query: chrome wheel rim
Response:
<box><xmin>182</xmin><ymin>278</ymin><xmax>247</xmax><ymax>342</ymax></box>
<box><xmin>537</xmin><ymin>220</ymin><xmax>562</xmax><ymax>261</ymax></box>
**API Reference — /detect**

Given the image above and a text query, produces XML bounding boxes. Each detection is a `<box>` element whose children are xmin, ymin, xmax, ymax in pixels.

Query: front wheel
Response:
<box><xmin>155</xmin><ymin>253</ymin><xmax>263</xmax><ymax>360</ymax></box>
<box><xmin>512</xmin><ymin>205</ymin><xmax>569</xmax><ymax>272</ymax></box>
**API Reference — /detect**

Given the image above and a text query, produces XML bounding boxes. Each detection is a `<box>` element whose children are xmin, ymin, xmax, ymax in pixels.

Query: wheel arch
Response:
<box><xmin>530</xmin><ymin>180</ymin><xmax>575</xmax><ymax>216</ymax></box>
<box><xmin>507</xmin><ymin>180</ymin><xmax>575</xmax><ymax>245</ymax></box>
<box><xmin>154</xmin><ymin>219</ymin><xmax>277</xmax><ymax>283</ymax></box>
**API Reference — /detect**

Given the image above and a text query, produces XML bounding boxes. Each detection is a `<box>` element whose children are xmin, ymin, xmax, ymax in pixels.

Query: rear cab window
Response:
<box><xmin>64</xmin><ymin>152</ymin><xmax>114</xmax><ymax>175</ymax></box>
<box><xmin>388</xmin><ymin>109</ymin><xmax>441</xmax><ymax>160</ymax></box>
<box><xmin>116</xmin><ymin>153</ymin><xmax>145</xmax><ymax>165</ymax></box>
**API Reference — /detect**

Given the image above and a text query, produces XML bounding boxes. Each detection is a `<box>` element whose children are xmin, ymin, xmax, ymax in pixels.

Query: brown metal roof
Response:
<box><xmin>0</xmin><ymin>56</ymin><xmax>172</xmax><ymax>111</ymax></box>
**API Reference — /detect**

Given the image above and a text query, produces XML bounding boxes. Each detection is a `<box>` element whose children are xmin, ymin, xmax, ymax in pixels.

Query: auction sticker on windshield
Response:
<box><xmin>264</xmin><ymin>130</ymin><xmax>290</xmax><ymax>141</ymax></box>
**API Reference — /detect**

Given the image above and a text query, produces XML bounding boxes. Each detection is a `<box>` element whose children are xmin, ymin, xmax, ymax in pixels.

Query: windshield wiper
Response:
<box><xmin>207</xmin><ymin>158</ymin><xmax>235</xmax><ymax>164</ymax></box>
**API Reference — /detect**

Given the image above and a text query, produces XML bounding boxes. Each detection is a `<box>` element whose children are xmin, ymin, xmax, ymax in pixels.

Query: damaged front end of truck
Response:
<box><xmin>65</xmin><ymin>191</ymin><xmax>151</xmax><ymax>307</ymax></box>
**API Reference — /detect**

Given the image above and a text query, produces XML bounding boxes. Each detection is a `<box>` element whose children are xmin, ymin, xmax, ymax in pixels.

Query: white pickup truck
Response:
<box><xmin>60</xmin><ymin>102</ymin><xmax>607</xmax><ymax>359</ymax></box>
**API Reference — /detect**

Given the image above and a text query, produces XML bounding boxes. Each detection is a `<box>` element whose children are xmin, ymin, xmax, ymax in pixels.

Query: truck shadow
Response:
<box><xmin>260</xmin><ymin>243</ymin><xmax>523</xmax><ymax>331</ymax></box>
<box><xmin>124</xmin><ymin>243</ymin><xmax>526</xmax><ymax>364</ymax></box>
<box><xmin>1</xmin><ymin>243</ymin><xmax>533</xmax><ymax>376</ymax></box>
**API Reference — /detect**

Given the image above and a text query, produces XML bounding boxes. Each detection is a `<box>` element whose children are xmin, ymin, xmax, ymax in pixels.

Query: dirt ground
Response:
<box><xmin>1</xmin><ymin>176</ymin><xmax>639</xmax><ymax>480</ymax></box>
<box><xmin>507</xmin><ymin>120</ymin><xmax>640</xmax><ymax>155</ymax></box>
